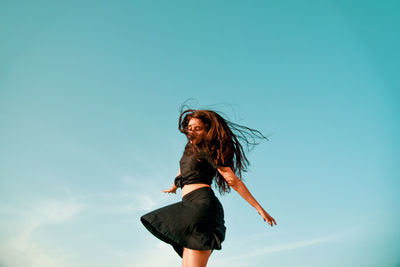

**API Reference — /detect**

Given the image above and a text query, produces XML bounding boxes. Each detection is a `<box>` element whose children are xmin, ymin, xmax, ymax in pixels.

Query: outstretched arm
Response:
<box><xmin>217</xmin><ymin>166</ymin><xmax>277</xmax><ymax>227</ymax></box>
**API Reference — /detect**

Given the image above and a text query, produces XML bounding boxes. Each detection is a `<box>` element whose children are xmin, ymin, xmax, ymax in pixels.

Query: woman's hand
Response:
<box><xmin>257</xmin><ymin>207</ymin><xmax>277</xmax><ymax>227</ymax></box>
<box><xmin>162</xmin><ymin>185</ymin><xmax>177</xmax><ymax>194</ymax></box>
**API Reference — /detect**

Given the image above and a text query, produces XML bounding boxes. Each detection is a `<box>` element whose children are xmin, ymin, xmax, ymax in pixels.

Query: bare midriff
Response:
<box><xmin>181</xmin><ymin>183</ymin><xmax>211</xmax><ymax>197</ymax></box>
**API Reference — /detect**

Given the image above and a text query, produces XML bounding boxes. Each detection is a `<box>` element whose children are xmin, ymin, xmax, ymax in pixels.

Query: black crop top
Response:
<box><xmin>174</xmin><ymin>146</ymin><xmax>226</xmax><ymax>188</ymax></box>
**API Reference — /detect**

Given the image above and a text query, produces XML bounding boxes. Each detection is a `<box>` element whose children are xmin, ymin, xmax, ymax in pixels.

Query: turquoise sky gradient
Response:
<box><xmin>1</xmin><ymin>1</ymin><xmax>399</xmax><ymax>266</ymax></box>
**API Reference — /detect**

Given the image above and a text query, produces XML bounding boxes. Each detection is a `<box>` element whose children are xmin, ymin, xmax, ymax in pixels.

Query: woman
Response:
<box><xmin>140</xmin><ymin>108</ymin><xmax>277</xmax><ymax>267</ymax></box>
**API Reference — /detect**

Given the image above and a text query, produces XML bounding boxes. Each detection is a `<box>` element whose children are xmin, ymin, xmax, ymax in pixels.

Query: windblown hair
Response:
<box><xmin>178</xmin><ymin>107</ymin><xmax>270</xmax><ymax>194</ymax></box>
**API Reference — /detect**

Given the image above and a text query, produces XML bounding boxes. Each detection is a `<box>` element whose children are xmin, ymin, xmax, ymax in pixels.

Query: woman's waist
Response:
<box><xmin>182</xmin><ymin>183</ymin><xmax>211</xmax><ymax>198</ymax></box>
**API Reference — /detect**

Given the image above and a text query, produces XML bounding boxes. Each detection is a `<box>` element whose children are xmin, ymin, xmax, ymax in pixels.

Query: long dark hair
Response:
<box><xmin>178</xmin><ymin>106</ymin><xmax>270</xmax><ymax>194</ymax></box>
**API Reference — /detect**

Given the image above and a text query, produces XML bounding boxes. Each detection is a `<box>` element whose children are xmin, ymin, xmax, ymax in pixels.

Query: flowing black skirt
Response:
<box><xmin>140</xmin><ymin>187</ymin><xmax>226</xmax><ymax>258</ymax></box>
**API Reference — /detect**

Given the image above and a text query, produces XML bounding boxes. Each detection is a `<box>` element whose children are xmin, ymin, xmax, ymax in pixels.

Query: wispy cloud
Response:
<box><xmin>233</xmin><ymin>234</ymin><xmax>337</xmax><ymax>260</ymax></box>
<box><xmin>212</xmin><ymin>222</ymin><xmax>376</xmax><ymax>267</ymax></box>
<box><xmin>0</xmin><ymin>173</ymin><xmax>199</xmax><ymax>267</ymax></box>
<box><xmin>0</xmin><ymin>198</ymin><xmax>86</xmax><ymax>267</ymax></box>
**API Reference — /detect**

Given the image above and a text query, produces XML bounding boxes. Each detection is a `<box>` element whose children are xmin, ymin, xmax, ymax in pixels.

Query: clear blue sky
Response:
<box><xmin>1</xmin><ymin>1</ymin><xmax>399</xmax><ymax>266</ymax></box>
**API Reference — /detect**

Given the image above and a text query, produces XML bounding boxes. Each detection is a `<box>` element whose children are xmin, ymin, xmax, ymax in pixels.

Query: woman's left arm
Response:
<box><xmin>217</xmin><ymin>167</ymin><xmax>277</xmax><ymax>227</ymax></box>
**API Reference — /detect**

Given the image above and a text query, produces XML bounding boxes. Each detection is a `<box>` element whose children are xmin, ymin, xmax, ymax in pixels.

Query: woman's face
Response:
<box><xmin>186</xmin><ymin>117</ymin><xmax>206</xmax><ymax>146</ymax></box>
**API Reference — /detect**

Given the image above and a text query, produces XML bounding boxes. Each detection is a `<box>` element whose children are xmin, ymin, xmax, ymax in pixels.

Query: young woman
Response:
<box><xmin>140</xmin><ymin>108</ymin><xmax>277</xmax><ymax>267</ymax></box>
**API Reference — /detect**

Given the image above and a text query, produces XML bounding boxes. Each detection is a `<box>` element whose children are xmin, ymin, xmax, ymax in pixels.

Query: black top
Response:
<box><xmin>174</xmin><ymin>146</ymin><xmax>227</xmax><ymax>188</ymax></box>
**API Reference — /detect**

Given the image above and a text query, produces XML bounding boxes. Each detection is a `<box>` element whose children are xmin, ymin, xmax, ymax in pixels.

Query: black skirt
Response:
<box><xmin>140</xmin><ymin>187</ymin><xmax>226</xmax><ymax>258</ymax></box>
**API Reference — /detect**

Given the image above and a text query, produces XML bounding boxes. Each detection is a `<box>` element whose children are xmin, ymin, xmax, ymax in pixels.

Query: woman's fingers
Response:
<box><xmin>161</xmin><ymin>188</ymin><xmax>176</xmax><ymax>194</ymax></box>
<box><xmin>267</xmin><ymin>215</ymin><xmax>277</xmax><ymax>226</ymax></box>
<box><xmin>259</xmin><ymin>211</ymin><xmax>277</xmax><ymax>227</ymax></box>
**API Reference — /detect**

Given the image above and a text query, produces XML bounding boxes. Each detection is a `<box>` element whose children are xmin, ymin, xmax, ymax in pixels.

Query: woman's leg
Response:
<box><xmin>182</xmin><ymin>247</ymin><xmax>212</xmax><ymax>267</ymax></box>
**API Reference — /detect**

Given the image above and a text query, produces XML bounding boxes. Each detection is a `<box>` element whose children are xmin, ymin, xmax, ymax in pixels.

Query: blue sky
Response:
<box><xmin>1</xmin><ymin>1</ymin><xmax>399</xmax><ymax>266</ymax></box>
